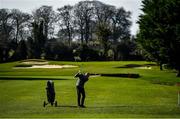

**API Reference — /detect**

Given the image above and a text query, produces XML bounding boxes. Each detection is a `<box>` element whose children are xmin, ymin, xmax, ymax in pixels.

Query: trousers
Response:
<box><xmin>76</xmin><ymin>86</ymin><xmax>85</xmax><ymax>106</ymax></box>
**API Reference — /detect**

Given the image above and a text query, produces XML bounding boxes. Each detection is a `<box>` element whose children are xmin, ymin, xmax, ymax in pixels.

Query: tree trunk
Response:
<box><xmin>160</xmin><ymin>64</ymin><xmax>163</xmax><ymax>70</ymax></box>
<box><xmin>177</xmin><ymin>70</ymin><xmax>180</xmax><ymax>77</ymax></box>
<box><xmin>67</xmin><ymin>23</ymin><xmax>71</xmax><ymax>47</ymax></box>
<box><xmin>160</xmin><ymin>62</ymin><xmax>163</xmax><ymax>70</ymax></box>
<box><xmin>80</xmin><ymin>29</ymin><xmax>84</xmax><ymax>44</ymax></box>
<box><xmin>113</xmin><ymin>48</ymin><xmax>117</xmax><ymax>61</ymax></box>
<box><xmin>45</xmin><ymin>23</ymin><xmax>48</xmax><ymax>41</ymax></box>
<box><xmin>68</xmin><ymin>32</ymin><xmax>71</xmax><ymax>46</ymax></box>
<box><xmin>85</xmin><ymin>19</ymin><xmax>89</xmax><ymax>44</ymax></box>
<box><xmin>103</xmin><ymin>39</ymin><xmax>108</xmax><ymax>60</ymax></box>
<box><xmin>15</xmin><ymin>20</ymin><xmax>19</xmax><ymax>44</ymax></box>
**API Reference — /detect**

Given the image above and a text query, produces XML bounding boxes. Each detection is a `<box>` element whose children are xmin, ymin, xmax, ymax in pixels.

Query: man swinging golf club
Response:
<box><xmin>74</xmin><ymin>71</ymin><xmax>90</xmax><ymax>108</ymax></box>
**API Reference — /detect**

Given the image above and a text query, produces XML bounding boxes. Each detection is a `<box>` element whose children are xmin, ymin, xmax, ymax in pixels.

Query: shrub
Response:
<box><xmin>74</xmin><ymin>44</ymin><xmax>100</xmax><ymax>61</ymax></box>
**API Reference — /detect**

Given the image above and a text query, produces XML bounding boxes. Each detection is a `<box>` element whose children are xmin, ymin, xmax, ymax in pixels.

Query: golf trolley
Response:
<box><xmin>43</xmin><ymin>80</ymin><xmax>58</xmax><ymax>107</ymax></box>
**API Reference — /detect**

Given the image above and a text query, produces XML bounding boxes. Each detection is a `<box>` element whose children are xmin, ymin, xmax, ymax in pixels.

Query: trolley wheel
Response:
<box><xmin>55</xmin><ymin>101</ymin><xmax>58</xmax><ymax>107</ymax></box>
<box><xmin>51</xmin><ymin>102</ymin><xmax>53</xmax><ymax>106</ymax></box>
<box><xmin>43</xmin><ymin>101</ymin><xmax>46</xmax><ymax>107</ymax></box>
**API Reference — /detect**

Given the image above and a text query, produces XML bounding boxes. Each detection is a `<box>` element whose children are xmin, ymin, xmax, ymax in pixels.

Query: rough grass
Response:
<box><xmin>0</xmin><ymin>60</ymin><xmax>180</xmax><ymax>118</ymax></box>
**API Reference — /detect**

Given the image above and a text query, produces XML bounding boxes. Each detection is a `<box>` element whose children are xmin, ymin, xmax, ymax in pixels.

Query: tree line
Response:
<box><xmin>1</xmin><ymin>0</ymin><xmax>180</xmax><ymax>76</ymax></box>
<box><xmin>0</xmin><ymin>0</ymin><xmax>142</xmax><ymax>62</ymax></box>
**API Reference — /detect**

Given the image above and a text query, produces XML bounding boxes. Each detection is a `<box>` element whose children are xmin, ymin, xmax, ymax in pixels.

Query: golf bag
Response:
<box><xmin>43</xmin><ymin>80</ymin><xmax>57</xmax><ymax>107</ymax></box>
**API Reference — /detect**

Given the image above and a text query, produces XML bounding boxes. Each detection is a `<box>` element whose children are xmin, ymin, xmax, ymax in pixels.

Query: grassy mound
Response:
<box><xmin>20</xmin><ymin>59</ymin><xmax>47</xmax><ymax>62</ymax></box>
<box><xmin>14</xmin><ymin>64</ymin><xmax>33</xmax><ymax>67</ymax></box>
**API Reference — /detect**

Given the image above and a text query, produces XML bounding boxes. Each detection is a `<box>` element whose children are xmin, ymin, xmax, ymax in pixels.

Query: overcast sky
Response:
<box><xmin>0</xmin><ymin>0</ymin><xmax>142</xmax><ymax>35</ymax></box>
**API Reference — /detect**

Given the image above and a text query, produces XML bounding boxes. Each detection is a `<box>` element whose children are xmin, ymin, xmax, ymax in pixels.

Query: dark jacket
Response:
<box><xmin>75</xmin><ymin>73</ymin><xmax>89</xmax><ymax>88</ymax></box>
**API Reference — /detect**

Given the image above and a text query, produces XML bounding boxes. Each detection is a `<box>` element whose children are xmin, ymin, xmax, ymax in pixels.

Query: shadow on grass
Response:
<box><xmin>116</xmin><ymin>64</ymin><xmax>157</xmax><ymax>68</ymax></box>
<box><xmin>90</xmin><ymin>73</ymin><xmax>140</xmax><ymax>78</ymax></box>
<box><xmin>56</xmin><ymin>105</ymin><xmax>78</xmax><ymax>108</ymax></box>
<box><xmin>54</xmin><ymin>105</ymin><xmax>132</xmax><ymax>109</ymax></box>
<box><xmin>0</xmin><ymin>77</ymin><xmax>69</xmax><ymax>80</ymax></box>
<box><xmin>54</xmin><ymin>105</ymin><xmax>174</xmax><ymax>109</ymax></box>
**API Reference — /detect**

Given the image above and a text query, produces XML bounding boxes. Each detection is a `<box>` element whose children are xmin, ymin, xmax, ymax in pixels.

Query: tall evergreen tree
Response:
<box><xmin>32</xmin><ymin>20</ymin><xmax>46</xmax><ymax>58</ymax></box>
<box><xmin>137</xmin><ymin>0</ymin><xmax>180</xmax><ymax>76</ymax></box>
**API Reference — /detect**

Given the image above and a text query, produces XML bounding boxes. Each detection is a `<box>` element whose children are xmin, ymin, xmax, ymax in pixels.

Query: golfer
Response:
<box><xmin>74</xmin><ymin>71</ymin><xmax>90</xmax><ymax>108</ymax></box>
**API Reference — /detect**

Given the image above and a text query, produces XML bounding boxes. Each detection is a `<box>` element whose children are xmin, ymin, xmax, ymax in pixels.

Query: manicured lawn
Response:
<box><xmin>0</xmin><ymin>60</ymin><xmax>180</xmax><ymax>118</ymax></box>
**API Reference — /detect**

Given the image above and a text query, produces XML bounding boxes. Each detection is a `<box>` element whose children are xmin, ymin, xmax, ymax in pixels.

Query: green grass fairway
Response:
<box><xmin>0</xmin><ymin>60</ymin><xmax>180</xmax><ymax>118</ymax></box>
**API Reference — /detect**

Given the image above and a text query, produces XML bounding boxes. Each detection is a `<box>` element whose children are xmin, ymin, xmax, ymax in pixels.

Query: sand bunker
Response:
<box><xmin>14</xmin><ymin>64</ymin><xmax>78</xmax><ymax>69</ymax></box>
<box><xmin>134</xmin><ymin>66</ymin><xmax>152</xmax><ymax>69</ymax></box>
<box><xmin>30</xmin><ymin>64</ymin><xmax>77</xmax><ymax>69</ymax></box>
<box><xmin>15</xmin><ymin>60</ymin><xmax>78</xmax><ymax>69</ymax></box>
